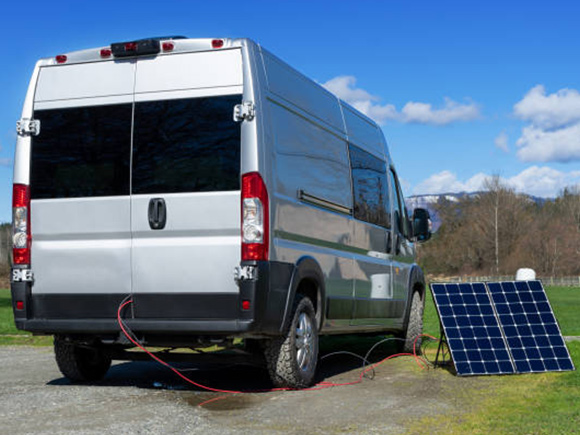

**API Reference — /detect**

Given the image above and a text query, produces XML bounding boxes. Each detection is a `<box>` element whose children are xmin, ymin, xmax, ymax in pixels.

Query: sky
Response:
<box><xmin>1</xmin><ymin>0</ymin><xmax>580</xmax><ymax>222</ymax></box>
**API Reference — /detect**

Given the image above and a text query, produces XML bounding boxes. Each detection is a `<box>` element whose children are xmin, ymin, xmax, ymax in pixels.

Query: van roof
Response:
<box><xmin>38</xmin><ymin>37</ymin><xmax>248</xmax><ymax>67</ymax></box>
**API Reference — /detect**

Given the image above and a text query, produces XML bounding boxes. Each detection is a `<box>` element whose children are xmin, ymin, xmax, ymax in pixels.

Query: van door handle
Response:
<box><xmin>386</xmin><ymin>231</ymin><xmax>392</xmax><ymax>253</ymax></box>
<box><xmin>148</xmin><ymin>198</ymin><xmax>167</xmax><ymax>230</ymax></box>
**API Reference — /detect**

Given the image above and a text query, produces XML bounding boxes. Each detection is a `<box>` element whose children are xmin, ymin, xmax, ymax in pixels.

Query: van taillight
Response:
<box><xmin>12</xmin><ymin>184</ymin><xmax>31</xmax><ymax>265</ymax></box>
<box><xmin>241</xmin><ymin>172</ymin><xmax>269</xmax><ymax>261</ymax></box>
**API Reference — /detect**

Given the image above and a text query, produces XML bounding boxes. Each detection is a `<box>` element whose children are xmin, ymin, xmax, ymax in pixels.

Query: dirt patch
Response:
<box><xmin>0</xmin><ymin>345</ymin><xmax>514</xmax><ymax>434</ymax></box>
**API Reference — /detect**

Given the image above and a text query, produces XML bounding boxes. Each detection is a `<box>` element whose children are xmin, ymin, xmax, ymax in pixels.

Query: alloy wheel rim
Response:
<box><xmin>295</xmin><ymin>312</ymin><xmax>314</xmax><ymax>372</ymax></box>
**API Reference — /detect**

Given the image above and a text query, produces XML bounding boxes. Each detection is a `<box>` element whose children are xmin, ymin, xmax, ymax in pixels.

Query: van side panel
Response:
<box><xmin>342</xmin><ymin>104</ymin><xmax>384</xmax><ymax>159</ymax></box>
<box><xmin>260</xmin><ymin>53</ymin><xmax>355</xmax><ymax>330</ymax></box>
<box><xmin>342</xmin><ymin>107</ymin><xmax>401</xmax><ymax>326</ymax></box>
<box><xmin>268</xmin><ymin>101</ymin><xmax>355</xmax><ymax>321</ymax></box>
<box><xmin>261</xmin><ymin>50</ymin><xmax>344</xmax><ymax>132</ymax></box>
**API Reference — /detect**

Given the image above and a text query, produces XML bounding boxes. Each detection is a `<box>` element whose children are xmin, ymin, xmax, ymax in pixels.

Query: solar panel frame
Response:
<box><xmin>431</xmin><ymin>282</ymin><xmax>516</xmax><ymax>376</ymax></box>
<box><xmin>431</xmin><ymin>280</ymin><xmax>575</xmax><ymax>376</ymax></box>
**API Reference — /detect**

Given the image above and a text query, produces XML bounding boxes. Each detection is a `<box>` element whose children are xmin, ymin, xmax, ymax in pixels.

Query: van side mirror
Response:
<box><xmin>412</xmin><ymin>208</ymin><xmax>432</xmax><ymax>242</ymax></box>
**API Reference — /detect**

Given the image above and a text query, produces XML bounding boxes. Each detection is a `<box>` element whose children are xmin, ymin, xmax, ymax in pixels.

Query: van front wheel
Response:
<box><xmin>399</xmin><ymin>291</ymin><xmax>424</xmax><ymax>354</ymax></box>
<box><xmin>54</xmin><ymin>336</ymin><xmax>111</xmax><ymax>382</ymax></box>
<box><xmin>264</xmin><ymin>295</ymin><xmax>318</xmax><ymax>388</ymax></box>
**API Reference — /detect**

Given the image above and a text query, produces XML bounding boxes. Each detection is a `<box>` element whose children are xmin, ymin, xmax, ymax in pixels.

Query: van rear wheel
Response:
<box><xmin>54</xmin><ymin>336</ymin><xmax>111</xmax><ymax>382</ymax></box>
<box><xmin>264</xmin><ymin>295</ymin><xmax>318</xmax><ymax>388</ymax></box>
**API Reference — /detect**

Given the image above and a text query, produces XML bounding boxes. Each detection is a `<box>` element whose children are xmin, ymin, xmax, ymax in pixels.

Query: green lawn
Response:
<box><xmin>417</xmin><ymin>284</ymin><xmax>580</xmax><ymax>434</ymax></box>
<box><xmin>0</xmin><ymin>289</ymin><xmax>50</xmax><ymax>345</ymax></box>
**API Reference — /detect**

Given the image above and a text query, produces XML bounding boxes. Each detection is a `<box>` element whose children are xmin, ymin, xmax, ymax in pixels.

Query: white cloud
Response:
<box><xmin>413</xmin><ymin>167</ymin><xmax>580</xmax><ymax>198</ymax></box>
<box><xmin>514</xmin><ymin>85</ymin><xmax>580</xmax><ymax>162</ymax></box>
<box><xmin>514</xmin><ymin>85</ymin><xmax>580</xmax><ymax>129</ymax></box>
<box><xmin>506</xmin><ymin>166</ymin><xmax>580</xmax><ymax>198</ymax></box>
<box><xmin>400</xmin><ymin>98</ymin><xmax>480</xmax><ymax>125</ymax></box>
<box><xmin>322</xmin><ymin>75</ymin><xmax>481</xmax><ymax>126</ymax></box>
<box><xmin>494</xmin><ymin>131</ymin><xmax>509</xmax><ymax>152</ymax></box>
<box><xmin>0</xmin><ymin>158</ymin><xmax>11</xmax><ymax>167</ymax></box>
<box><xmin>413</xmin><ymin>171</ymin><xmax>489</xmax><ymax>195</ymax></box>
<box><xmin>516</xmin><ymin>123</ymin><xmax>580</xmax><ymax>162</ymax></box>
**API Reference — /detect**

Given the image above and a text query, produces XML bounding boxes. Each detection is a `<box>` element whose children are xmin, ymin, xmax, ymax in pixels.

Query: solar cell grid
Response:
<box><xmin>431</xmin><ymin>280</ymin><xmax>574</xmax><ymax>376</ymax></box>
<box><xmin>487</xmin><ymin>281</ymin><xmax>574</xmax><ymax>373</ymax></box>
<box><xmin>431</xmin><ymin>283</ymin><xmax>515</xmax><ymax>376</ymax></box>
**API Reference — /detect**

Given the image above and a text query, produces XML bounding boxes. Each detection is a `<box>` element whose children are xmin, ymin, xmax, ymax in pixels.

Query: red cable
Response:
<box><xmin>117</xmin><ymin>299</ymin><xmax>435</xmax><ymax>404</ymax></box>
<box><xmin>117</xmin><ymin>300</ymin><xmax>243</xmax><ymax>394</ymax></box>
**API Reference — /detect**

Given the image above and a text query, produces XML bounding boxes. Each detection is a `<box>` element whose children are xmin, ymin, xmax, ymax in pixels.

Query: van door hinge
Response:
<box><xmin>233</xmin><ymin>102</ymin><xmax>255</xmax><ymax>122</ymax></box>
<box><xmin>16</xmin><ymin>119</ymin><xmax>40</xmax><ymax>136</ymax></box>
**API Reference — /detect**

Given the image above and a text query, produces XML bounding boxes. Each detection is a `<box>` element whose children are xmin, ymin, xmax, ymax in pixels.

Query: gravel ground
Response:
<box><xmin>0</xmin><ymin>345</ymin><xmax>476</xmax><ymax>434</ymax></box>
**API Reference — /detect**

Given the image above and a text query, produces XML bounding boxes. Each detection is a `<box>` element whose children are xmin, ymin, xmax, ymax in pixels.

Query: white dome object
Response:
<box><xmin>516</xmin><ymin>268</ymin><xmax>536</xmax><ymax>281</ymax></box>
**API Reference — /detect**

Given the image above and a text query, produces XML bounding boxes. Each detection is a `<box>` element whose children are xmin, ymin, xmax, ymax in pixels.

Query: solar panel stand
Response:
<box><xmin>433</xmin><ymin>322</ymin><xmax>451</xmax><ymax>368</ymax></box>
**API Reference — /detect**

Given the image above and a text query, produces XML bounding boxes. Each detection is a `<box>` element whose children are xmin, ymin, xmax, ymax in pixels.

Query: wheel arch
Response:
<box><xmin>402</xmin><ymin>265</ymin><xmax>426</xmax><ymax>332</ymax></box>
<box><xmin>281</xmin><ymin>256</ymin><xmax>326</xmax><ymax>333</ymax></box>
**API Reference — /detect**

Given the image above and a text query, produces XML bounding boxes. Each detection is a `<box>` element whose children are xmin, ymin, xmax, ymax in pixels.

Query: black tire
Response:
<box><xmin>400</xmin><ymin>291</ymin><xmax>424</xmax><ymax>354</ymax></box>
<box><xmin>54</xmin><ymin>336</ymin><xmax>111</xmax><ymax>382</ymax></box>
<box><xmin>264</xmin><ymin>295</ymin><xmax>319</xmax><ymax>388</ymax></box>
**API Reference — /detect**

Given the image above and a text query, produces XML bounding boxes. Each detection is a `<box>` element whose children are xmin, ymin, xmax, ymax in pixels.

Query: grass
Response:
<box><xmin>405</xmin><ymin>341</ymin><xmax>580</xmax><ymax>435</ymax></box>
<box><xmin>414</xmin><ymin>284</ymin><xmax>580</xmax><ymax>434</ymax></box>
<box><xmin>0</xmin><ymin>288</ymin><xmax>52</xmax><ymax>345</ymax></box>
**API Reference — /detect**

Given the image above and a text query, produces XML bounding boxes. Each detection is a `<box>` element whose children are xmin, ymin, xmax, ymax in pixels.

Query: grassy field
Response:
<box><xmin>415</xmin><ymin>285</ymin><xmax>580</xmax><ymax>434</ymax></box>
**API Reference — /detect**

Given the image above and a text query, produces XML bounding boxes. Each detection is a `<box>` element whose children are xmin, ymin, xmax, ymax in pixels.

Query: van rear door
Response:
<box><xmin>30</xmin><ymin>61</ymin><xmax>134</xmax><ymax>317</ymax></box>
<box><xmin>130</xmin><ymin>49</ymin><xmax>244</xmax><ymax>319</ymax></box>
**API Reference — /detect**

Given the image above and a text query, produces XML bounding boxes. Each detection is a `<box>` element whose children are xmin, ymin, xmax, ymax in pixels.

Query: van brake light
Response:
<box><xmin>212</xmin><ymin>39</ymin><xmax>224</xmax><ymax>49</ymax></box>
<box><xmin>241</xmin><ymin>173</ymin><xmax>269</xmax><ymax>261</ymax></box>
<box><xmin>12</xmin><ymin>184</ymin><xmax>31</xmax><ymax>265</ymax></box>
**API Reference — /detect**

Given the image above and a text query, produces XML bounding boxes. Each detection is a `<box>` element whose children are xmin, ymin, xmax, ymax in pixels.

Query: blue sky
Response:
<box><xmin>1</xmin><ymin>0</ymin><xmax>580</xmax><ymax>222</ymax></box>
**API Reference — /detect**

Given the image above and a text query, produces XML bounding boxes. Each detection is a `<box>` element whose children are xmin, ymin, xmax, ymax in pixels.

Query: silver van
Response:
<box><xmin>11</xmin><ymin>37</ymin><xmax>431</xmax><ymax>388</ymax></box>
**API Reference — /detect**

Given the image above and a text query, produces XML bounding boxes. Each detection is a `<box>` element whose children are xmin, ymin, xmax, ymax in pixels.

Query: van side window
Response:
<box><xmin>30</xmin><ymin>104</ymin><xmax>132</xmax><ymax>199</ymax></box>
<box><xmin>132</xmin><ymin>95</ymin><xmax>241</xmax><ymax>195</ymax></box>
<box><xmin>348</xmin><ymin>144</ymin><xmax>390</xmax><ymax>228</ymax></box>
<box><xmin>390</xmin><ymin>169</ymin><xmax>409</xmax><ymax>237</ymax></box>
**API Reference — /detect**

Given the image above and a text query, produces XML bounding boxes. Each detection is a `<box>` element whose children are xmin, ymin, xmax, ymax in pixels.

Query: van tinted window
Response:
<box><xmin>30</xmin><ymin>104</ymin><xmax>132</xmax><ymax>199</ymax></box>
<box><xmin>348</xmin><ymin>144</ymin><xmax>390</xmax><ymax>228</ymax></box>
<box><xmin>132</xmin><ymin>95</ymin><xmax>241</xmax><ymax>194</ymax></box>
<box><xmin>390</xmin><ymin>169</ymin><xmax>409</xmax><ymax>237</ymax></box>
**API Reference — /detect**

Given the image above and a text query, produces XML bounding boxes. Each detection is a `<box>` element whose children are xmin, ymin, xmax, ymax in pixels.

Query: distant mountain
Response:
<box><xmin>405</xmin><ymin>192</ymin><xmax>549</xmax><ymax>232</ymax></box>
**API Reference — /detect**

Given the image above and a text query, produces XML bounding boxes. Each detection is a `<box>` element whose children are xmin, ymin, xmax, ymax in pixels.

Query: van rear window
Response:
<box><xmin>132</xmin><ymin>95</ymin><xmax>241</xmax><ymax>194</ymax></box>
<box><xmin>31</xmin><ymin>104</ymin><xmax>132</xmax><ymax>199</ymax></box>
<box><xmin>30</xmin><ymin>95</ymin><xmax>241</xmax><ymax>199</ymax></box>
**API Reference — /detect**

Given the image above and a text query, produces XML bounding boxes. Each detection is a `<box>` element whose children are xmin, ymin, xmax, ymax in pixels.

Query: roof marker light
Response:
<box><xmin>125</xmin><ymin>42</ymin><xmax>138</xmax><ymax>52</ymax></box>
<box><xmin>212</xmin><ymin>39</ymin><xmax>224</xmax><ymax>49</ymax></box>
<box><xmin>55</xmin><ymin>55</ymin><xmax>67</xmax><ymax>64</ymax></box>
<box><xmin>162</xmin><ymin>42</ymin><xmax>174</xmax><ymax>52</ymax></box>
<box><xmin>100</xmin><ymin>48</ymin><xmax>112</xmax><ymax>58</ymax></box>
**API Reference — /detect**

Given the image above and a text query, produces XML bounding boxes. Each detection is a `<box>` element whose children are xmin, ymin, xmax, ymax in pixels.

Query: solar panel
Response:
<box><xmin>487</xmin><ymin>281</ymin><xmax>575</xmax><ymax>373</ymax></box>
<box><xmin>431</xmin><ymin>283</ymin><xmax>515</xmax><ymax>375</ymax></box>
<box><xmin>431</xmin><ymin>280</ymin><xmax>574</xmax><ymax>376</ymax></box>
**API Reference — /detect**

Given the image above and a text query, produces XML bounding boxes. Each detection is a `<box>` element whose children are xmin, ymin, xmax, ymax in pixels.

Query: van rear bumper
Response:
<box><xmin>11</xmin><ymin>261</ymin><xmax>295</xmax><ymax>337</ymax></box>
<box><xmin>15</xmin><ymin>318</ymin><xmax>255</xmax><ymax>334</ymax></box>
